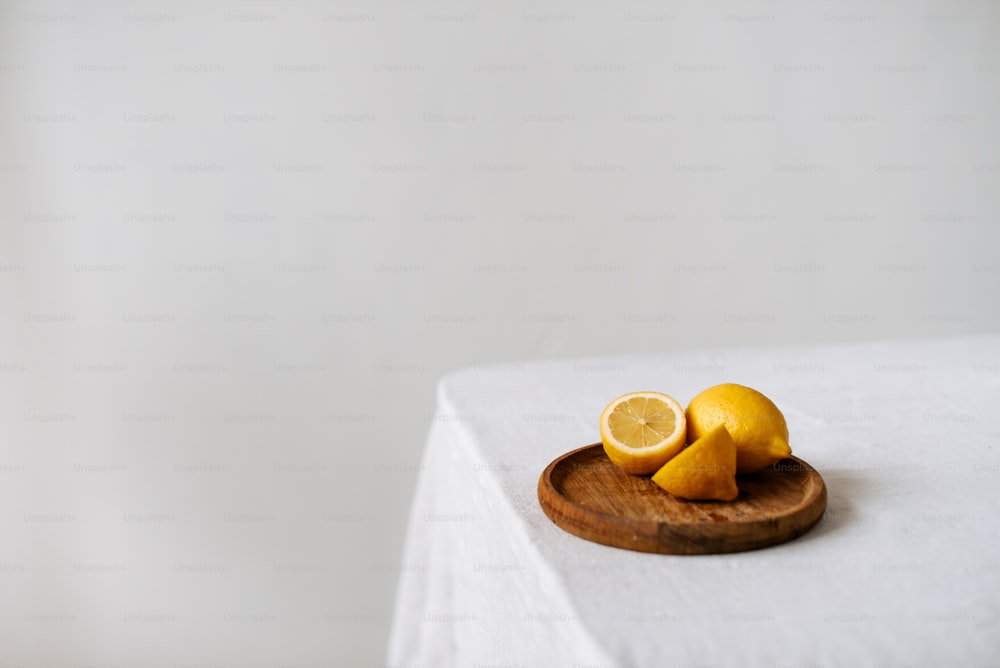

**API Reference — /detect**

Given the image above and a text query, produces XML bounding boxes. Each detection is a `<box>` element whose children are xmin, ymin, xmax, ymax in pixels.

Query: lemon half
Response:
<box><xmin>652</xmin><ymin>424</ymin><xmax>739</xmax><ymax>501</ymax></box>
<box><xmin>600</xmin><ymin>391</ymin><xmax>687</xmax><ymax>475</ymax></box>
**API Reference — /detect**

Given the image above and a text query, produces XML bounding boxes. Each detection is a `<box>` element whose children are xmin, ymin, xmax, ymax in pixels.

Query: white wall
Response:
<box><xmin>1</xmin><ymin>1</ymin><xmax>998</xmax><ymax>665</ymax></box>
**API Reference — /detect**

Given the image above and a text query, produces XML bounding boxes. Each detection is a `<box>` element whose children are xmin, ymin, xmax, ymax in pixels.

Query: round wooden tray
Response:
<box><xmin>537</xmin><ymin>443</ymin><xmax>826</xmax><ymax>555</ymax></box>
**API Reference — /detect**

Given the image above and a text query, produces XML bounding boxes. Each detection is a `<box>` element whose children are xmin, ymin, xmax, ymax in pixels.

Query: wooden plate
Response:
<box><xmin>537</xmin><ymin>443</ymin><xmax>826</xmax><ymax>555</ymax></box>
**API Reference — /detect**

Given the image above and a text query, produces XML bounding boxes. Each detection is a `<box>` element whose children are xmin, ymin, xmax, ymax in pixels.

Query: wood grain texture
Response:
<box><xmin>538</xmin><ymin>443</ymin><xmax>826</xmax><ymax>555</ymax></box>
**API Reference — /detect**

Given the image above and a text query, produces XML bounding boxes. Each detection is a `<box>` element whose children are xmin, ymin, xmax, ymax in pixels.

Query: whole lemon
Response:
<box><xmin>686</xmin><ymin>383</ymin><xmax>791</xmax><ymax>474</ymax></box>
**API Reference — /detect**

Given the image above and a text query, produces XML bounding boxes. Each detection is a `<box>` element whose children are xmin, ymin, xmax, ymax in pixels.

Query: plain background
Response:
<box><xmin>1</xmin><ymin>1</ymin><xmax>998</xmax><ymax>665</ymax></box>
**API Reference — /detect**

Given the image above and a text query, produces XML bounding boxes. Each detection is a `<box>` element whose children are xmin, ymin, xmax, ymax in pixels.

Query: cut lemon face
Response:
<box><xmin>599</xmin><ymin>391</ymin><xmax>687</xmax><ymax>475</ymax></box>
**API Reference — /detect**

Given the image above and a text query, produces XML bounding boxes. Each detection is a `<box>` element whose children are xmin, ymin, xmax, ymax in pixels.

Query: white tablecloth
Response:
<box><xmin>388</xmin><ymin>336</ymin><xmax>1000</xmax><ymax>667</ymax></box>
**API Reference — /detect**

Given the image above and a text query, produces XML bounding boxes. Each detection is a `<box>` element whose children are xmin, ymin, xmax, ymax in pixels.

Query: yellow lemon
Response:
<box><xmin>686</xmin><ymin>383</ymin><xmax>791</xmax><ymax>474</ymax></box>
<box><xmin>600</xmin><ymin>391</ymin><xmax>686</xmax><ymax>475</ymax></box>
<box><xmin>651</xmin><ymin>425</ymin><xmax>738</xmax><ymax>501</ymax></box>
